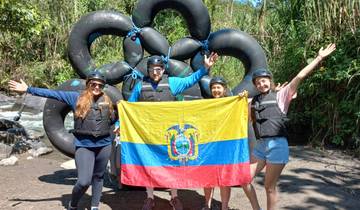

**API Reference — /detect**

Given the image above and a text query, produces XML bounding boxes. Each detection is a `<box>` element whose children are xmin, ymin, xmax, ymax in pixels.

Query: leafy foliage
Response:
<box><xmin>0</xmin><ymin>0</ymin><xmax>359</xmax><ymax>153</ymax></box>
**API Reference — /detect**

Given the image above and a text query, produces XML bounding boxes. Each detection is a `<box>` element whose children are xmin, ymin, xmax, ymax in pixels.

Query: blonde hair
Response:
<box><xmin>74</xmin><ymin>85</ymin><xmax>114</xmax><ymax>119</ymax></box>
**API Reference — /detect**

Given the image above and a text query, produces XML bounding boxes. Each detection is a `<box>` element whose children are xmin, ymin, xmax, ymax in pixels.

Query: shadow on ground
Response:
<box><xmin>7</xmin><ymin>146</ymin><xmax>360</xmax><ymax>210</ymax></box>
<box><xmin>252</xmin><ymin>147</ymin><xmax>360</xmax><ymax>210</ymax></box>
<box><xmin>11</xmin><ymin>169</ymin><xmax>216</xmax><ymax>209</ymax></box>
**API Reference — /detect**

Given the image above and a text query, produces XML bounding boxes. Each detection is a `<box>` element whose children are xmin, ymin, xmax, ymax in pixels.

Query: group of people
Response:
<box><xmin>8</xmin><ymin>43</ymin><xmax>336</xmax><ymax>210</ymax></box>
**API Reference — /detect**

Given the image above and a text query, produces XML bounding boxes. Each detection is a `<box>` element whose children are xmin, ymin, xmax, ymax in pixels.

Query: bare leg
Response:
<box><xmin>242</xmin><ymin>156</ymin><xmax>266</xmax><ymax>210</ymax></box>
<box><xmin>170</xmin><ymin>189</ymin><xmax>178</xmax><ymax>198</ymax></box>
<box><xmin>142</xmin><ymin>187</ymin><xmax>155</xmax><ymax>210</ymax></box>
<box><xmin>220</xmin><ymin>186</ymin><xmax>231</xmax><ymax>210</ymax></box>
<box><xmin>242</xmin><ymin>183</ymin><xmax>260</xmax><ymax>210</ymax></box>
<box><xmin>169</xmin><ymin>189</ymin><xmax>183</xmax><ymax>210</ymax></box>
<box><xmin>203</xmin><ymin>187</ymin><xmax>214</xmax><ymax>209</ymax></box>
<box><xmin>146</xmin><ymin>187</ymin><xmax>154</xmax><ymax>199</ymax></box>
<box><xmin>264</xmin><ymin>164</ymin><xmax>285</xmax><ymax>210</ymax></box>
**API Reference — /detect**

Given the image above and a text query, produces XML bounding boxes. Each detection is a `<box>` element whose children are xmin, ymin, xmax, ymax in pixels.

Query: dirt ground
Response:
<box><xmin>0</xmin><ymin>146</ymin><xmax>359</xmax><ymax>210</ymax></box>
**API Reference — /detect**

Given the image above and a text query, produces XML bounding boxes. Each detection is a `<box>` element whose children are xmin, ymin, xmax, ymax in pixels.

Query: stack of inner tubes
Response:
<box><xmin>44</xmin><ymin>0</ymin><xmax>268</xmax><ymax>157</ymax></box>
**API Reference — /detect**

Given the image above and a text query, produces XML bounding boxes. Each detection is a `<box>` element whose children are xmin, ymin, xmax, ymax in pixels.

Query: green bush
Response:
<box><xmin>0</xmin><ymin>0</ymin><xmax>359</xmax><ymax>155</ymax></box>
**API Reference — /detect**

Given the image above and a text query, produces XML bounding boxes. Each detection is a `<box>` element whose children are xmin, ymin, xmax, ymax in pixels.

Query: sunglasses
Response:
<box><xmin>89</xmin><ymin>82</ymin><xmax>105</xmax><ymax>89</ymax></box>
<box><xmin>149</xmin><ymin>67</ymin><xmax>164</xmax><ymax>73</ymax></box>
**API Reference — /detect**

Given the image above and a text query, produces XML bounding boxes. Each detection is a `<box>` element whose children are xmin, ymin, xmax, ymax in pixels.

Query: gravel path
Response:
<box><xmin>0</xmin><ymin>146</ymin><xmax>359</xmax><ymax>210</ymax></box>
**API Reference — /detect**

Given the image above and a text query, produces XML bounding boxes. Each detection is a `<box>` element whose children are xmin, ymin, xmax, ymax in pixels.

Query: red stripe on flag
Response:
<box><xmin>121</xmin><ymin>163</ymin><xmax>251</xmax><ymax>188</ymax></box>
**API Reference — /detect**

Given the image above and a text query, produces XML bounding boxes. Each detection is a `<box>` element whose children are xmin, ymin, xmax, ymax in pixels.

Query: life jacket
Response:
<box><xmin>251</xmin><ymin>91</ymin><xmax>289</xmax><ymax>139</ymax></box>
<box><xmin>73</xmin><ymin>95</ymin><xmax>112</xmax><ymax>138</ymax></box>
<box><xmin>139</xmin><ymin>75</ymin><xmax>177</xmax><ymax>101</ymax></box>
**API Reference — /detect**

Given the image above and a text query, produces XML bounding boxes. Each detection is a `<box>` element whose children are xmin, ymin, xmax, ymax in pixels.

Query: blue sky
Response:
<box><xmin>236</xmin><ymin>0</ymin><xmax>262</xmax><ymax>7</ymax></box>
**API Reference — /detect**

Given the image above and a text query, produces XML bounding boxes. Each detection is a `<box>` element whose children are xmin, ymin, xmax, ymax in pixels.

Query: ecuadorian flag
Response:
<box><xmin>118</xmin><ymin>96</ymin><xmax>250</xmax><ymax>188</ymax></box>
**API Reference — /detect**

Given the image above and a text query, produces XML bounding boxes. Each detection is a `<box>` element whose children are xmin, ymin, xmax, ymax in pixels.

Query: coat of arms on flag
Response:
<box><xmin>166</xmin><ymin>124</ymin><xmax>199</xmax><ymax>164</ymax></box>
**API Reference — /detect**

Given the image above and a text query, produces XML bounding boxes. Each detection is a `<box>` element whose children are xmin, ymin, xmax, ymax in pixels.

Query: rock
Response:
<box><xmin>0</xmin><ymin>155</ymin><xmax>18</xmax><ymax>166</ymax></box>
<box><xmin>28</xmin><ymin>140</ymin><xmax>47</xmax><ymax>150</ymax></box>
<box><xmin>12</xmin><ymin>94</ymin><xmax>47</xmax><ymax>113</ymax></box>
<box><xmin>60</xmin><ymin>159</ymin><xmax>76</xmax><ymax>169</ymax></box>
<box><xmin>26</xmin><ymin>130</ymin><xmax>45</xmax><ymax>140</ymax></box>
<box><xmin>0</xmin><ymin>92</ymin><xmax>15</xmax><ymax>103</ymax></box>
<box><xmin>0</xmin><ymin>143</ymin><xmax>13</xmax><ymax>159</ymax></box>
<box><xmin>0</xmin><ymin>119</ymin><xmax>28</xmax><ymax>145</ymax></box>
<box><xmin>0</xmin><ymin>118</ymin><xmax>27</xmax><ymax>134</ymax></box>
<box><xmin>12</xmin><ymin>140</ymin><xmax>31</xmax><ymax>154</ymax></box>
<box><xmin>28</xmin><ymin>146</ymin><xmax>53</xmax><ymax>157</ymax></box>
<box><xmin>0</xmin><ymin>118</ymin><xmax>54</xmax><ymax>157</ymax></box>
<box><xmin>26</xmin><ymin>156</ymin><xmax>34</xmax><ymax>160</ymax></box>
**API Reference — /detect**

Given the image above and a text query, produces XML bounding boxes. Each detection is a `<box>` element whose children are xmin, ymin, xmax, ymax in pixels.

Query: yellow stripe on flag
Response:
<box><xmin>118</xmin><ymin>96</ymin><xmax>248</xmax><ymax>145</ymax></box>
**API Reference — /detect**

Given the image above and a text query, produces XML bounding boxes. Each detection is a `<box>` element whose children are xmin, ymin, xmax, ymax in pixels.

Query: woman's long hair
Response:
<box><xmin>74</xmin><ymin>86</ymin><xmax>114</xmax><ymax>119</ymax></box>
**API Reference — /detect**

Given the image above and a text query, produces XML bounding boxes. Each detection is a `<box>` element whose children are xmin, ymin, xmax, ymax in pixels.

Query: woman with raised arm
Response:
<box><xmin>9</xmin><ymin>71</ymin><xmax>117</xmax><ymax>210</ymax></box>
<box><xmin>242</xmin><ymin>43</ymin><xmax>336</xmax><ymax>210</ymax></box>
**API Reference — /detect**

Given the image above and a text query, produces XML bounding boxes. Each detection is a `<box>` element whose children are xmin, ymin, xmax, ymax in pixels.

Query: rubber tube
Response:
<box><xmin>191</xmin><ymin>29</ymin><xmax>268</xmax><ymax>97</ymax></box>
<box><xmin>139</xmin><ymin>27</ymin><xmax>170</xmax><ymax>56</ymax></box>
<box><xmin>123</xmin><ymin>36</ymin><xmax>144</xmax><ymax>68</ymax></box>
<box><xmin>132</xmin><ymin>0</ymin><xmax>210</xmax><ymax>40</ymax></box>
<box><xmin>68</xmin><ymin>10</ymin><xmax>133</xmax><ymax>84</ymax></box>
<box><xmin>170</xmin><ymin>37</ymin><xmax>202</xmax><ymax>61</ymax></box>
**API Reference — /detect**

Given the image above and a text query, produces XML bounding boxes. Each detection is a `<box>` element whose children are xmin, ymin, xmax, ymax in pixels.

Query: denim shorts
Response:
<box><xmin>252</xmin><ymin>137</ymin><xmax>289</xmax><ymax>164</ymax></box>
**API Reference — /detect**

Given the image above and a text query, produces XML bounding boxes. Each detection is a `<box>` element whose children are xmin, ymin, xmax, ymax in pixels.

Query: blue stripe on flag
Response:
<box><xmin>121</xmin><ymin>138</ymin><xmax>249</xmax><ymax>166</ymax></box>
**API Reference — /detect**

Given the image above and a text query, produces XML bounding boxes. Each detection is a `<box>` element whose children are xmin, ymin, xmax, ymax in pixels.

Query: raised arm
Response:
<box><xmin>203</xmin><ymin>52</ymin><xmax>219</xmax><ymax>70</ymax></box>
<box><xmin>169</xmin><ymin>52</ymin><xmax>219</xmax><ymax>95</ymax></box>
<box><xmin>8</xmin><ymin>79</ymin><xmax>28</xmax><ymax>93</ymax></box>
<box><xmin>289</xmin><ymin>43</ymin><xmax>336</xmax><ymax>91</ymax></box>
<box><xmin>8</xmin><ymin>79</ymin><xmax>78</xmax><ymax>108</ymax></box>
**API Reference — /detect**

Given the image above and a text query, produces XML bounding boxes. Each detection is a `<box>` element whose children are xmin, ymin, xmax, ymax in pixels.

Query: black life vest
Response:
<box><xmin>139</xmin><ymin>75</ymin><xmax>177</xmax><ymax>102</ymax></box>
<box><xmin>73</xmin><ymin>95</ymin><xmax>112</xmax><ymax>138</ymax></box>
<box><xmin>251</xmin><ymin>91</ymin><xmax>289</xmax><ymax>139</ymax></box>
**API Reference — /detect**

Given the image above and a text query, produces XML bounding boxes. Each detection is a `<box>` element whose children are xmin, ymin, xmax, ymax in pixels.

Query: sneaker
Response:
<box><xmin>142</xmin><ymin>198</ymin><xmax>155</xmax><ymax>210</ymax></box>
<box><xmin>201</xmin><ymin>206</ymin><xmax>210</xmax><ymax>210</ymax></box>
<box><xmin>67</xmin><ymin>201</ymin><xmax>77</xmax><ymax>210</ymax></box>
<box><xmin>169</xmin><ymin>197</ymin><xmax>183</xmax><ymax>210</ymax></box>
